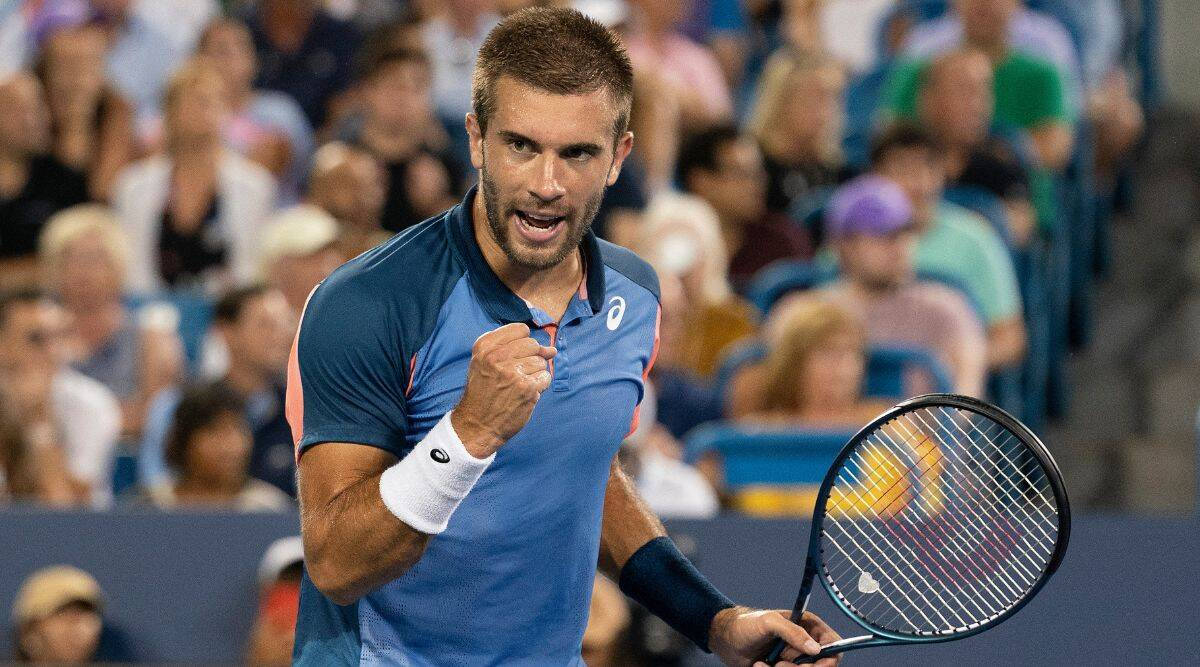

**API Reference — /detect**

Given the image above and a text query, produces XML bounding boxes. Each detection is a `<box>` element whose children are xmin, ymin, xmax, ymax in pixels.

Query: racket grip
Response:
<box><xmin>760</xmin><ymin>640</ymin><xmax>829</xmax><ymax>665</ymax></box>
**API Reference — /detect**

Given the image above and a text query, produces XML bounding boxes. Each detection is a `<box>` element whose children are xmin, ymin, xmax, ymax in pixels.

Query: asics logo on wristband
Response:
<box><xmin>430</xmin><ymin>448</ymin><xmax>450</xmax><ymax>463</ymax></box>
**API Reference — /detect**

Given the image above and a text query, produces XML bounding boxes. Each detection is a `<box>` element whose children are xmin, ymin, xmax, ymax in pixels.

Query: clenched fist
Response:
<box><xmin>451</xmin><ymin>323</ymin><xmax>556</xmax><ymax>459</ymax></box>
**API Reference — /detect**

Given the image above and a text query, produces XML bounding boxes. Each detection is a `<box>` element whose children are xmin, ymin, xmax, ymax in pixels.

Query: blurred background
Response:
<box><xmin>0</xmin><ymin>0</ymin><xmax>1196</xmax><ymax>664</ymax></box>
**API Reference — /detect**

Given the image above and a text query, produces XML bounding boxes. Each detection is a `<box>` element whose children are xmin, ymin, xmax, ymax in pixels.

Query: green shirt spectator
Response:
<box><xmin>885</xmin><ymin>52</ymin><xmax>1073</xmax><ymax>130</ymax></box>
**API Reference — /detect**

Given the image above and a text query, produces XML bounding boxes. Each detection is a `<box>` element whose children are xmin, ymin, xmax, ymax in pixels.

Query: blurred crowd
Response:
<box><xmin>0</xmin><ymin>0</ymin><xmax>1159</xmax><ymax>662</ymax></box>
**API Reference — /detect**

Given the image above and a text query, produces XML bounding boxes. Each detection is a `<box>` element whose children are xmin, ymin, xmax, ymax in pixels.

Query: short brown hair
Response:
<box><xmin>471</xmin><ymin>7</ymin><xmax>633</xmax><ymax>140</ymax></box>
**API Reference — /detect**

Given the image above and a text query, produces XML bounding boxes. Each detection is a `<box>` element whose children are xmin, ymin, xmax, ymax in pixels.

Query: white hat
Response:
<box><xmin>571</xmin><ymin>0</ymin><xmax>629</xmax><ymax>28</ymax></box>
<box><xmin>257</xmin><ymin>536</ymin><xmax>305</xmax><ymax>586</ymax></box>
<box><xmin>259</xmin><ymin>205</ymin><xmax>340</xmax><ymax>275</ymax></box>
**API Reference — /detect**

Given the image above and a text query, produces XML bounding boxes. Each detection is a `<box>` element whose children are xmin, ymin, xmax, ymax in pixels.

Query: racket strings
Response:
<box><xmin>819</xmin><ymin>406</ymin><xmax>1062</xmax><ymax>637</ymax></box>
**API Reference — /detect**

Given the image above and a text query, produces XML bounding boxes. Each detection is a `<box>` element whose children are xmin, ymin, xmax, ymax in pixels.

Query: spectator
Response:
<box><xmin>746</xmin><ymin>48</ymin><xmax>848</xmax><ymax>224</ymax></box>
<box><xmin>0</xmin><ymin>289</ymin><xmax>121</xmax><ymax>506</ymax></box>
<box><xmin>195</xmin><ymin>17</ymin><xmax>315</xmax><ymax>204</ymax></box>
<box><xmin>34</xmin><ymin>22</ymin><xmax>135</xmax><ymax>201</ymax></box>
<box><xmin>139</xmin><ymin>286</ymin><xmax>296</xmax><ymax>497</ymax></box>
<box><xmin>618</xmin><ymin>378</ymin><xmax>719</xmax><ymax>519</ymax></box>
<box><xmin>0</xmin><ymin>71</ymin><xmax>88</xmax><ymax>287</ymax></box>
<box><xmin>244</xmin><ymin>0</ymin><xmax>361</xmax><ymax>129</ymax></box>
<box><xmin>134</xmin><ymin>0</ymin><xmax>221</xmax><ymax>55</ymax></box>
<box><xmin>774</xmin><ymin>175</ymin><xmax>988</xmax><ymax>396</ymax></box>
<box><xmin>646</xmin><ymin>271</ymin><xmax>723</xmax><ymax>439</ymax></box>
<box><xmin>733</xmin><ymin>295</ymin><xmax>889</xmax><ymax>424</ymax></box>
<box><xmin>677</xmin><ymin>124</ymin><xmax>811</xmax><ymax>289</ymax></box>
<box><xmin>334</xmin><ymin>48</ymin><xmax>464</xmax><ymax>233</ymax></box>
<box><xmin>870</xmin><ymin>122</ymin><xmax>1026</xmax><ymax>370</ymax></box>
<box><xmin>306</xmin><ymin>142</ymin><xmax>391</xmax><ymax>260</ymax></box>
<box><xmin>635</xmin><ymin>192</ymin><xmax>758</xmax><ymax>379</ymax></box>
<box><xmin>420</xmin><ymin>0</ymin><xmax>500</xmax><ymax>128</ymax></box>
<box><xmin>144</xmin><ymin>381</ymin><xmax>291</xmax><ymax>510</ymax></box>
<box><xmin>917</xmin><ymin>47</ymin><xmax>1042</xmax><ymax>245</ymax></box>
<box><xmin>39</xmin><ymin>205</ymin><xmax>184</xmax><ymax>439</ymax></box>
<box><xmin>11</xmin><ymin>566</ymin><xmax>105</xmax><ymax>663</ymax></box>
<box><xmin>624</xmin><ymin>0</ymin><xmax>734</xmax><ymax>129</ymax></box>
<box><xmin>112</xmin><ymin>59</ymin><xmax>277</xmax><ymax>294</ymax></box>
<box><xmin>90</xmin><ymin>0</ymin><xmax>185</xmax><ymax>125</ymax></box>
<box><xmin>258</xmin><ymin>205</ymin><xmax>344</xmax><ymax>314</ymax></box>
<box><xmin>246</xmin><ymin>535</ymin><xmax>303</xmax><ymax>666</ymax></box>
<box><xmin>885</xmin><ymin>0</ymin><xmax>1075</xmax><ymax>171</ymax></box>
<box><xmin>0</xmin><ymin>406</ymin><xmax>75</xmax><ymax>506</ymax></box>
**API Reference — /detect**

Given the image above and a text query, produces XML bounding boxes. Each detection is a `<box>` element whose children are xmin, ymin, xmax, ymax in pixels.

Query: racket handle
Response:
<box><xmin>761</xmin><ymin>640</ymin><xmax>829</xmax><ymax>665</ymax></box>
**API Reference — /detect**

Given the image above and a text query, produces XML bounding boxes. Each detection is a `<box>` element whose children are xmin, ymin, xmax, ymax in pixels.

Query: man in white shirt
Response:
<box><xmin>0</xmin><ymin>289</ymin><xmax>120</xmax><ymax>507</ymax></box>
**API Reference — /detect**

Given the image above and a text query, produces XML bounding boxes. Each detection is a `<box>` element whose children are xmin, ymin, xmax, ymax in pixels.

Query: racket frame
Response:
<box><xmin>767</xmin><ymin>393</ymin><xmax>1071</xmax><ymax>662</ymax></box>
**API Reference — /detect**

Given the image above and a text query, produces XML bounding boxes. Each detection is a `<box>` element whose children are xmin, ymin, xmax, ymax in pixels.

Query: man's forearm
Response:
<box><xmin>599</xmin><ymin>459</ymin><xmax>667</xmax><ymax>579</ymax></box>
<box><xmin>300</xmin><ymin>470</ymin><xmax>432</xmax><ymax>605</ymax></box>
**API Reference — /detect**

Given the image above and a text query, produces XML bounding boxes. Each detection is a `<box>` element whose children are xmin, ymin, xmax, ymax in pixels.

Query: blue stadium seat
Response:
<box><xmin>744</xmin><ymin>259</ymin><xmax>834</xmax><ymax>315</ymax></box>
<box><xmin>124</xmin><ymin>291</ymin><xmax>215</xmax><ymax>371</ymax></box>
<box><xmin>943</xmin><ymin>185</ymin><xmax>1013</xmax><ymax>247</ymax></box>
<box><xmin>682</xmin><ymin>422</ymin><xmax>854</xmax><ymax>486</ymax></box>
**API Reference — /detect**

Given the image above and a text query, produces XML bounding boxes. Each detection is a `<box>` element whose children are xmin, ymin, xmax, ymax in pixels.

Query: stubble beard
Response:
<box><xmin>479</xmin><ymin>157</ymin><xmax>604</xmax><ymax>272</ymax></box>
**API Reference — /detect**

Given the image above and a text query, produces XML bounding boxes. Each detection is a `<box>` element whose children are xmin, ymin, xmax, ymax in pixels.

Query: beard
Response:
<box><xmin>479</xmin><ymin>157</ymin><xmax>604</xmax><ymax>271</ymax></box>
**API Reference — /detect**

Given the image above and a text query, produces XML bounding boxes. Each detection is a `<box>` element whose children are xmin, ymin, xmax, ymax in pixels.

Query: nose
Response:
<box><xmin>529</xmin><ymin>153</ymin><xmax>566</xmax><ymax>203</ymax></box>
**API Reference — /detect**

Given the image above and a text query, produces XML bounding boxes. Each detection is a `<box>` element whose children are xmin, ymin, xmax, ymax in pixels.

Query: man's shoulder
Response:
<box><xmin>597</xmin><ymin>238</ymin><xmax>659</xmax><ymax>301</ymax></box>
<box><xmin>304</xmin><ymin>212</ymin><xmax>466</xmax><ymax>335</ymax></box>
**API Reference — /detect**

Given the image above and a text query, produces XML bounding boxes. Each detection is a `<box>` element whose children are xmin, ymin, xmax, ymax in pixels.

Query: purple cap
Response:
<box><xmin>825</xmin><ymin>175</ymin><xmax>914</xmax><ymax>239</ymax></box>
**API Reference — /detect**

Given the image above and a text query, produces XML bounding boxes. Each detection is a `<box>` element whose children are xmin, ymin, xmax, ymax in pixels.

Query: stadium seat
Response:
<box><xmin>125</xmin><ymin>291</ymin><xmax>215</xmax><ymax>372</ymax></box>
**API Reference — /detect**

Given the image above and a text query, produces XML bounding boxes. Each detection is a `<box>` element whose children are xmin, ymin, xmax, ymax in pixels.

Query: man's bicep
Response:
<box><xmin>289</xmin><ymin>279</ymin><xmax>410</xmax><ymax>459</ymax></box>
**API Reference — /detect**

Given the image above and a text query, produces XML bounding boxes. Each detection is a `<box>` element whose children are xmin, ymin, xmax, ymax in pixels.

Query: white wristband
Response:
<box><xmin>379</xmin><ymin>411</ymin><xmax>494</xmax><ymax>534</ymax></box>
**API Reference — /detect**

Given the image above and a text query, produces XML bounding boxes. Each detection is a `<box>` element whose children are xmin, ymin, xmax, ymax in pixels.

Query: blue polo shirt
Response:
<box><xmin>286</xmin><ymin>186</ymin><xmax>660</xmax><ymax>665</ymax></box>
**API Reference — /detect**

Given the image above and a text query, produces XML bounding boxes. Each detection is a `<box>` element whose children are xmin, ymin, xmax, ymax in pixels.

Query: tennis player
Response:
<box><xmin>286</xmin><ymin>7</ymin><xmax>840</xmax><ymax>666</ymax></box>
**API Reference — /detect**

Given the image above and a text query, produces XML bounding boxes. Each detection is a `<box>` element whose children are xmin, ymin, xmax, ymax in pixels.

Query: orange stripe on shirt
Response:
<box><xmin>626</xmin><ymin>304</ymin><xmax>661</xmax><ymax>438</ymax></box>
<box><xmin>287</xmin><ymin>287</ymin><xmax>318</xmax><ymax>463</ymax></box>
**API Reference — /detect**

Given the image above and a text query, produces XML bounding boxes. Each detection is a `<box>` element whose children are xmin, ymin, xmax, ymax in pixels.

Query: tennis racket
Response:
<box><xmin>762</xmin><ymin>393</ymin><xmax>1070</xmax><ymax>664</ymax></box>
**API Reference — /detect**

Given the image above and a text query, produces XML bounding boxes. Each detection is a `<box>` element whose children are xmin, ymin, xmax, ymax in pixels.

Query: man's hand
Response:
<box><xmin>451</xmin><ymin>323</ymin><xmax>556</xmax><ymax>458</ymax></box>
<box><xmin>709</xmin><ymin>606</ymin><xmax>842</xmax><ymax>667</ymax></box>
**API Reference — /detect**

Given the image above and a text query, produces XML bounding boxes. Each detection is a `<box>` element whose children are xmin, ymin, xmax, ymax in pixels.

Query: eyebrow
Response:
<box><xmin>495</xmin><ymin>130</ymin><xmax>602</xmax><ymax>156</ymax></box>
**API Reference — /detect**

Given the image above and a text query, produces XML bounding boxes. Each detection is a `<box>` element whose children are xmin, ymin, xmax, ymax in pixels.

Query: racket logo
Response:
<box><xmin>430</xmin><ymin>448</ymin><xmax>450</xmax><ymax>463</ymax></box>
<box><xmin>857</xmin><ymin>571</ymin><xmax>881</xmax><ymax>594</ymax></box>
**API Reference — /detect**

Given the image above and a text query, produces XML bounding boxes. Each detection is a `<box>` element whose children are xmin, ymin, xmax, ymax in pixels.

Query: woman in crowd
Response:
<box><xmin>145</xmin><ymin>382</ymin><xmax>290</xmax><ymax>511</ymax></box>
<box><xmin>34</xmin><ymin>23</ymin><xmax>134</xmax><ymax>202</ymax></box>
<box><xmin>193</xmin><ymin>17</ymin><xmax>314</xmax><ymax>204</ymax></box>
<box><xmin>634</xmin><ymin>192</ymin><xmax>758</xmax><ymax>379</ymax></box>
<box><xmin>747</xmin><ymin>49</ymin><xmax>848</xmax><ymax>229</ymax></box>
<box><xmin>39</xmin><ymin>205</ymin><xmax>184</xmax><ymax>439</ymax></box>
<box><xmin>112</xmin><ymin>59</ymin><xmax>277</xmax><ymax>294</ymax></box>
<box><xmin>734</xmin><ymin>296</ymin><xmax>889</xmax><ymax>426</ymax></box>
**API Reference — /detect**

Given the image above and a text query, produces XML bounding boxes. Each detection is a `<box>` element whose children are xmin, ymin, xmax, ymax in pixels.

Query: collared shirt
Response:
<box><xmin>287</xmin><ymin>186</ymin><xmax>660</xmax><ymax>665</ymax></box>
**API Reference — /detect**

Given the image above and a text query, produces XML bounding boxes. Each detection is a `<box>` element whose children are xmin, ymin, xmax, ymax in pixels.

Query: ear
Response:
<box><xmin>605</xmin><ymin>131</ymin><xmax>635</xmax><ymax>187</ymax></box>
<box><xmin>465</xmin><ymin>113</ymin><xmax>484</xmax><ymax>171</ymax></box>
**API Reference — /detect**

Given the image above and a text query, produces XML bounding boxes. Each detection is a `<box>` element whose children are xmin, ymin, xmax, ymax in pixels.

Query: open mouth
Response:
<box><xmin>514</xmin><ymin>210</ymin><xmax>567</xmax><ymax>243</ymax></box>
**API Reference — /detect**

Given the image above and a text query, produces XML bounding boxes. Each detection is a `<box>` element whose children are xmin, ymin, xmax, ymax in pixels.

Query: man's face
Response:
<box><xmin>0</xmin><ymin>301</ymin><xmax>66</xmax><ymax>375</ymax></box>
<box><xmin>693</xmin><ymin>138</ymin><xmax>767</xmax><ymax>225</ymax></box>
<box><xmin>312</xmin><ymin>153</ymin><xmax>386</xmax><ymax>226</ymax></box>
<box><xmin>199</xmin><ymin>23</ymin><xmax>257</xmax><ymax>90</ymax></box>
<box><xmin>20</xmin><ymin>602</ymin><xmax>102</xmax><ymax>663</ymax></box>
<box><xmin>875</xmin><ymin>147</ymin><xmax>944</xmax><ymax>226</ymax></box>
<box><xmin>186</xmin><ymin>411</ymin><xmax>252</xmax><ymax>486</ymax></box>
<box><xmin>467</xmin><ymin>76</ymin><xmax>632</xmax><ymax>271</ymax></box>
<box><xmin>838</xmin><ymin>230</ymin><xmax>917</xmax><ymax>290</ymax></box>
<box><xmin>0</xmin><ymin>75</ymin><xmax>49</xmax><ymax>156</ymax></box>
<box><xmin>366</xmin><ymin>60</ymin><xmax>431</xmax><ymax>130</ymax></box>
<box><xmin>223</xmin><ymin>291</ymin><xmax>294</xmax><ymax>377</ymax></box>
<box><xmin>922</xmin><ymin>53</ymin><xmax>994</xmax><ymax>147</ymax></box>
<box><xmin>957</xmin><ymin>0</ymin><xmax>1019</xmax><ymax>47</ymax></box>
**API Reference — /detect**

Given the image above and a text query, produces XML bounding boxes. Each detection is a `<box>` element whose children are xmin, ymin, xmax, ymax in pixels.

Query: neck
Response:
<box><xmin>471</xmin><ymin>194</ymin><xmax>582</xmax><ymax>317</ymax></box>
<box><xmin>175</xmin><ymin>476</ymin><xmax>242</xmax><ymax>502</ymax></box>
<box><xmin>968</xmin><ymin>37</ymin><xmax>1009</xmax><ymax>64</ymax></box>
<box><xmin>172</xmin><ymin>140</ymin><xmax>221</xmax><ymax>165</ymax></box>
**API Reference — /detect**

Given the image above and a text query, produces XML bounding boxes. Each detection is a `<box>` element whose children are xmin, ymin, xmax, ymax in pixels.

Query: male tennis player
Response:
<box><xmin>286</xmin><ymin>7</ymin><xmax>840</xmax><ymax>666</ymax></box>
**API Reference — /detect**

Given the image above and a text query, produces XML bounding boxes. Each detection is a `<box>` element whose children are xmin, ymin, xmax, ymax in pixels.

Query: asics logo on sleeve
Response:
<box><xmin>606</xmin><ymin>296</ymin><xmax>625</xmax><ymax>330</ymax></box>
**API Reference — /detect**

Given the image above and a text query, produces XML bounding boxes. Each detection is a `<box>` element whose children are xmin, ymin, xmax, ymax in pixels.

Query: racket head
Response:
<box><xmin>805</xmin><ymin>393</ymin><xmax>1070</xmax><ymax>646</ymax></box>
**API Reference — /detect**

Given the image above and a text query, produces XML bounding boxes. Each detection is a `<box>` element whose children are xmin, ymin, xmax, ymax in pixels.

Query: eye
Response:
<box><xmin>509</xmin><ymin>139</ymin><xmax>532</xmax><ymax>153</ymax></box>
<box><xmin>563</xmin><ymin>147</ymin><xmax>595</xmax><ymax>162</ymax></box>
